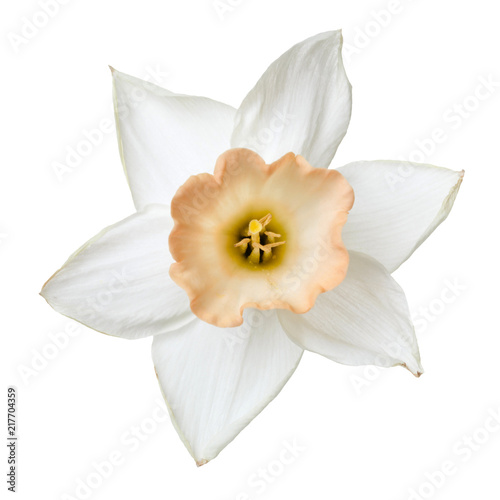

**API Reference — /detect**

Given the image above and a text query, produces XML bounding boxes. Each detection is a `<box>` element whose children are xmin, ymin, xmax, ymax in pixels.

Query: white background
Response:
<box><xmin>2</xmin><ymin>0</ymin><xmax>499</xmax><ymax>499</ymax></box>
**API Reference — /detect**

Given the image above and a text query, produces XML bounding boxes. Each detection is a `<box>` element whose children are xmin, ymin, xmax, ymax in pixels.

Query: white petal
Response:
<box><xmin>278</xmin><ymin>251</ymin><xmax>422</xmax><ymax>376</ymax></box>
<box><xmin>231</xmin><ymin>30</ymin><xmax>351</xmax><ymax>167</ymax></box>
<box><xmin>339</xmin><ymin>161</ymin><xmax>464</xmax><ymax>272</ymax></box>
<box><xmin>112</xmin><ymin>69</ymin><xmax>236</xmax><ymax>210</ymax></box>
<box><xmin>41</xmin><ymin>205</ymin><xmax>193</xmax><ymax>339</ymax></box>
<box><xmin>152</xmin><ymin>310</ymin><xmax>303</xmax><ymax>464</ymax></box>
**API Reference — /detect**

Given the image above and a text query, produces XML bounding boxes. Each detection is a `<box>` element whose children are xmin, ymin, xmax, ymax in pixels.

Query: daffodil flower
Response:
<box><xmin>41</xmin><ymin>30</ymin><xmax>463</xmax><ymax>466</ymax></box>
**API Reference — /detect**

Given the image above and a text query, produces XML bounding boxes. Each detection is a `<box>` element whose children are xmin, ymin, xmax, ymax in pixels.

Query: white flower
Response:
<box><xmin>41</xmin><ymin>30</ymin><xmax>463</xmax><ymax>466</ymax></box>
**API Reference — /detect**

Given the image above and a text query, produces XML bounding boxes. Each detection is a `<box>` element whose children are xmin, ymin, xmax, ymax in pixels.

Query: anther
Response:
<box><xmin>233</xmin><ymin>213</ymin><xmax>285</xmax><ymax>265</ymax></box>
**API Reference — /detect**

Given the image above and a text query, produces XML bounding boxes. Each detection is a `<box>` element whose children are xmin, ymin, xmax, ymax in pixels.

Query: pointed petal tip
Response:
<box><xmin>231</xmin><ymin>28</ymin><xmax>351</xmax><ymax>167</ymax></box>
<box><xmin>325</xmin><ymin>28</ymin><xmax>342</xmax><ymax>38</ymax></box>
<box><xmin>401</xmin><ymin>362</ymin><xmax>424</xmax><ymax>378</ymax></box>
<box><xmin>40</xmin><ymin>271</ymin><xmax>57</xmax><ymax>299</ymax></box>
<box><xmin>152</xmin><ymin>312</ymin><xmax>302</xmax><ymax>467</ymax></box>
<box><xmin>322</xmin><ymin>29</ymin><xmax>344</xmax><ymax>47</ymax></box>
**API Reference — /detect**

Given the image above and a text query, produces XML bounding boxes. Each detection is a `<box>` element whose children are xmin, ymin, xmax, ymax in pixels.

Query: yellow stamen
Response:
<box><xmin>264</xmin><ymin>231</ymin><xmax>281</xmax><ymax>238</ymax></box>
<box><xmin>258</xmin><ymin>213</ymin><xmax>272</xmax><ymax>227</ymax></box>
<box><xmin>248</xmin><ymin>245</ymin><xmax>261</xmax><ymax>265</ymax></box>
<box><xmin>249</xmin><ymin>219</ymin><xmax>263</xmax><ymax>234</ymax></box>
<box><xmin>234</xmin><ymin>238</ymin><xmax>250</xmax><ymax>253</ymax></box>
<box><xmin>233</xmin><ymin>213</ymin><xmax>286</xmax><ymax>265</ymax></box>
<box><xmin>254</xmin><ymin>241</ymin><xmax>286</xmax><ymax>263</ymax></box>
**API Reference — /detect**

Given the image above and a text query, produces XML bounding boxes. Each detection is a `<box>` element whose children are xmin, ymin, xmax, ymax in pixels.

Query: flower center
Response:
<box><xmin>233</xmin><ymin>213</ymin><xmax>286</xmax><ymax>265</ymax></box>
